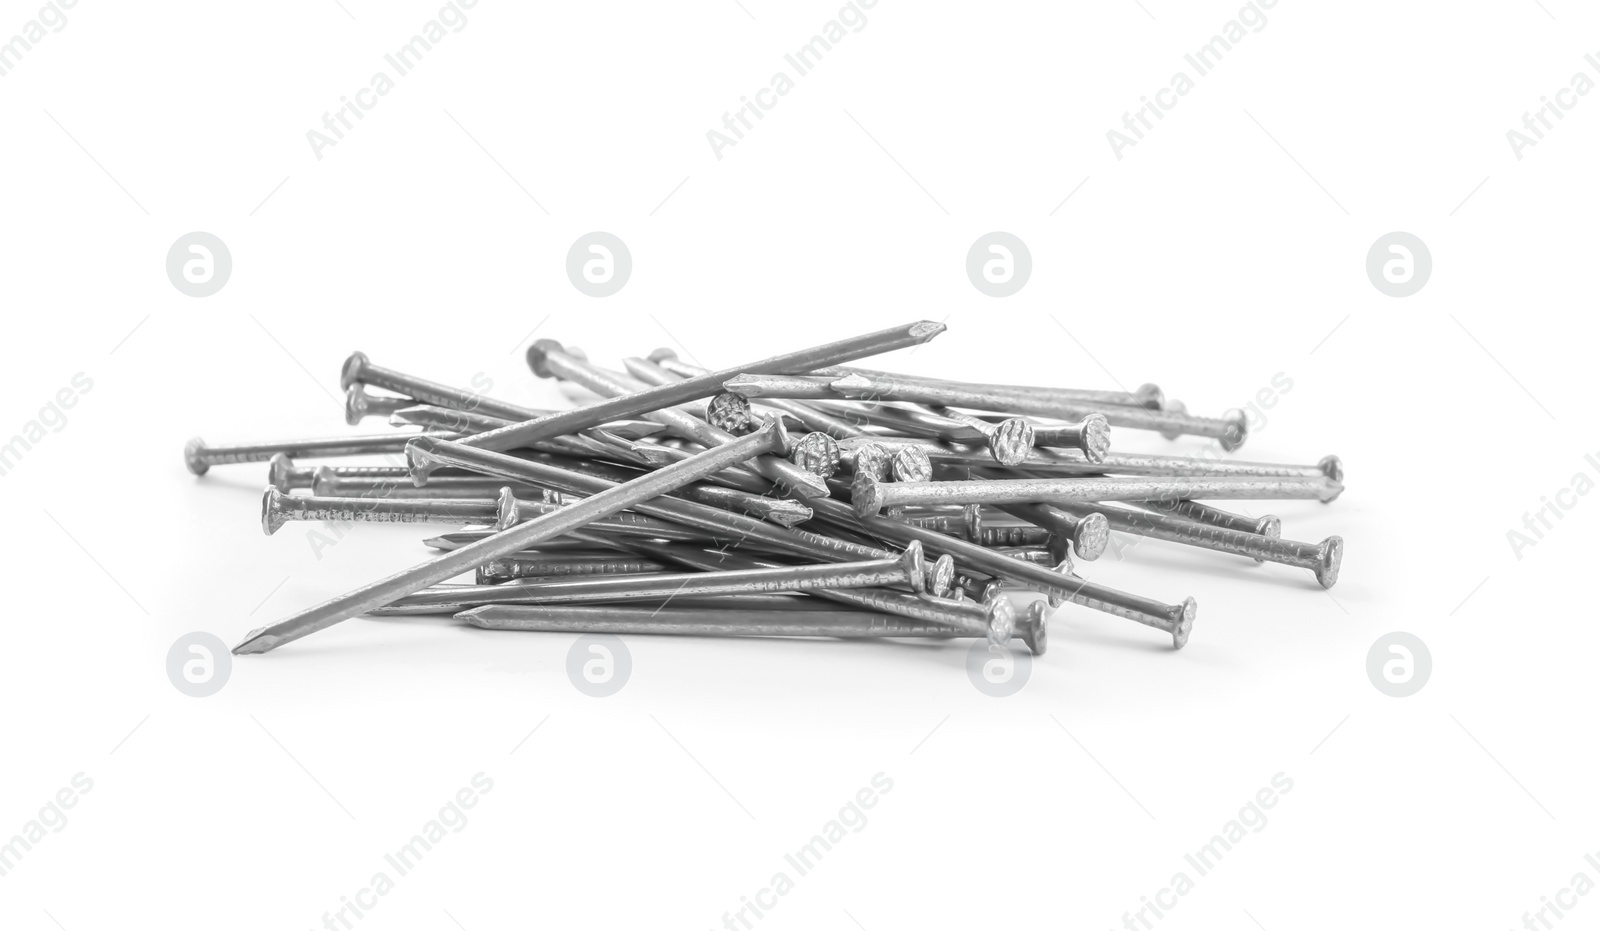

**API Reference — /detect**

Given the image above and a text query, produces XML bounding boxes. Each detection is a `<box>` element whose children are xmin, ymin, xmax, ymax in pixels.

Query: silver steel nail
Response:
<box><xmin>458</xmin><ymin>600</ymin><xmax>1048</xmax><ymax>655</ymax></box>
<box><xmin>645</xmin><ymin>351</ymin><xmax>874</xmax><ymax>441</ymax></box>
<box><xmin>619</xmin><ymin>356</ymin><xmax>814</xmax><ymax>438</ymax></box>
<box><xmin>789</xmin><ymin>431</ymin><xmax>841</xmax><ymax>478</ymax></box>
<box><xmin>1132</xmin><ymin>499</ymin><xmax>1281</xmax><ymax>563</ymax></box>
<box><xmin>414</xmin><ymin>321</ymin><xmax>946</xmax><ymax>475</ymax></box>
<box><xmin>706</xmin><ymin>392</ymin><xmax>757</xmax><ymax>434</ymax></box>
<box><xmin>262</xmin><ymin>486</ymin><xmax>519</xmax><ymax>535</ymax></box>
<box><xmin>185</xmin><ymin>431</ymin><xmax>455</xmax><ymax>475</ymax></box>
<box><xmin>894</xmin><ymin>504</ymin><xmax>1050</xmax><ymax>548</ymax></box>
<box><xmin>507</xmin><ymin>450</ymin><xmax>814</xmax><ymax>527</ymax></box>
<box><xmin>393</xmin><ymin>542</ymin><xmax>927</xmax><ymax>606</ymax></box>
<box><xmin>341</xmin><ymin>351</ymin><xmax>543</xmax><ymax>423</ymax></box>
<box><xmin>807</xmin><ymin>495</ymin><xmax>1197</xmax><ymax>649</ymax></box>
<box><xmin>852</xmin><ymin>473</ymin><xmax>1342</xmax><ymax>516</ymax></box>
<box><xmin>719</xmin><ymin>373</ymin><xmax>841</xmax><ymax>399</ymax></box>
<box><xmin>927</xmin><ymin>405</ymin><xmax>1036</xmax><ymax>466</ymax></box>
<box><xmin>314</xmin><ymin>468</ymin><xmax>554</xmax><ymax>501</ymax></box>
<box><xmin>826</xmin><ymin>371</ymin><xmax>1247</xmax><ymax>449</ymax></box>
<box><xmin>269</xmin><ymin>456</ymin><xmax>493</xmax><ymax>493</ymax></box>
<box><xmin>805</xmin><ymin>365</ymin><xmax>1167</xmax><ymax>412</ymax></box>
<box><xmin>388</xmin><ymin>406</ymin><xmax>671</xmax><ymax>469</ymax></box>
<box><xmin>371</xmin><ymin>591</ymin><xmax>831</xmax><ymax>615</ymax></box>
<box><xmin>390</xmin><ymin>404</ymin><xmax>515</xmax><ymax>433</ymax></box>
<box><xmin>421</xmin><ymin>511</ymin><xmax>712</xmax><ymax>550</ymax></box>
<box><xmin>990</xmin><ymin>503</ymin><xmax>1111</xmax><ymax>562</ymax></box>
<box><xmin>529</xmin><ymin>340</ymin><xmax>828</xmax><ymax>498</ymax></box>
<box><xmin>620</xmin><ymin>538</ymin><xmax>1021</xmax><ymax>648</ymax></box>
<box><xmin>1054</xmin><ymin>501</ymin><xmax>1343</xmax><ymax>588</ymax></box>
<box><xmin>477</xmin><ymin>554</ymin><xmax>670</xmax><ymax>583</ymax></box>
<box><xmin>231</xmin><ymin>419</ymin><xmax>787</xmax><ymax>655</ymax></box>
<box><xmin>407</xmin><ymin>435</ymin><xmax>895</xmax><ymax>565</ymax></box>
<box><xmin>890</xmin><ymin>445</ymin><xmax>932</xmax><ymax>481</ymax></box>
<box><xmin>864</xmin><ymin>436</ymin><xmax>1340</xmax><ymax>484</ymax></box>
<box><xmin>1027</xmin><ymin>414</ymin><xmax>1111</xmax><ymax>463</ymax></box>
<box><xmin>847</xmin><ymin>442</ymin><xmax>893</xmax><ymax>480</ymax></box>
<box><xmin>345</xmin><ymin>384</ymin><xmax>416</xmax><ymax>425</ymax></box>
<box><xmin>799</xmin><ymin>399</ymin><xmax>996</xmax><ymax>445</ymax></box>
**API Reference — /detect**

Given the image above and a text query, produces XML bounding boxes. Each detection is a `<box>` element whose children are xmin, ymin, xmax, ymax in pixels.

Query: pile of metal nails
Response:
<box><xmin>184</xmin><ymin>320</ymin><xmax>1345</xmax><ymax>659</ymax></box>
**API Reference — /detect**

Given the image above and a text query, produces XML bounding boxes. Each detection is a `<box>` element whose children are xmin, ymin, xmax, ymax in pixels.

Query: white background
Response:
<box><xmin>2</xmin><ymin>1</ymin><xmax>1597</xmax><ymax>928</ymax></box>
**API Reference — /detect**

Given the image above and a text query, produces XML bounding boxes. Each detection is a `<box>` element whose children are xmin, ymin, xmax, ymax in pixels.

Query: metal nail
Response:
<box><xmin>845</xmin><ymin>436</ymin><xmax>1335</xmax><ymax>481</ymax></box>
<box><xmin>825</xmin><ymin>371</ymin><xmax>1247</xmax><ymax>449</ymax></box>
<box><xmin>616</xmin><ymin>539</ymin><xmax>1020</xmax><ymax>648</ymax></box>
<box><xmin>528</xmin><ymin>339</ymin><xmax>828</xmax><ymax>498</ymax></box>
<box><xmin>261</xmin><ymin>486</ymin><xmax>519</xmax><ymax>535</ymax></box>
<box><xmin>1027</xmin><ymin>414</ymin><xmax>1111</xmax><ymax>463</ymax></box>
<box><xmin>1131</xmin><ymin>499</ymin><xmax>1281</xmax><ymax>562</ymax></box>
<box><xmin>345</xmin><ymin>384</ymin><xmax>416</xmax><ymax>425</ymax></box>
<box><xmin>406</xmin><ymin>434</ymin><xmax>896</xmax><ymax>565</ymax></box>
<box><xmin>414</xmin><ymin>321</ymin><xmax>945</xmax><ymax>475</ymax></box>
<box><xmin>457</xmin><ymin>600</ymin><xmax>1048</xmax><ymax>655</ymax></box>
<box><xmin>380</xmin><ymin>542</ymin><xmax>928</xmax><ymax>606</ymax></box>
<box><xmin>646</xmin><ymin>352</ymin><xmax>872</xmax><ymax>441</ymax></box>
<box><xmin>928</xmin><ymin>406</ymin><xmax>1036</xmax><ymax>466</ymax></box>
<box><xmin>314</xmin><ymin>468</ymin><xmax>555</xmax><ymax>502</ymax></box>
<box><xmin>185</xmin><ymin>431</ymin><xmax>455</xmax><ymax>475</ymax></box>
<box><xmin>232</xmin><ymin>418</ymin><xmax>787</xmax><ymax>654</ymax></box>
<box><xmin>341</xmin><ymin>351</ymin><xmax>541</xmax><ymax>423</ymax></box>
<box><xmin>789</xmin><ymin>432</ymin><xmax>841</xmax><ymax>478</ymax></box>
<box><xmin>989</xmin><ymin>503</ymin><xmax>1111</xmax><ymax>562</ymax></box>
<box><xmin>806</xmin><ymin>495</ymin><xmax>1197</xmax><ymax>649</ymax></box>
<box><xmin>1053</xmin><ymin>501</ymin><xmax>1343</xmax><ymax>588</ymax></box>
<box><xmin>806</xmin><ymin>365</ymin><xmax>1167</xmax><ymax>412</ymax></box>
<box><xmin>476</xmin><ymin>554</ymin><xmax>669</xmax><ymax>584</ymax></box>
<box><xmin>852</xmin><ymin>473</ymin><xmax>1343</xmax><ymax>517</ymax></box>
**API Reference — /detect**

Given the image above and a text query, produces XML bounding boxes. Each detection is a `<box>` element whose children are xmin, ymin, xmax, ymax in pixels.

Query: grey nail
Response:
<box><xmin>852</xmin><ymin>473</ymin><xmax>1343</xmax><ymax>517</ymax></box>
<box><xmin>529</xmin><ymin>339</ymin><xmax>827</xmax><ymax>498</ymax></box>
<box><xmin>459</xmin><ymin>600</ymin><xmax>1047</xmax><ymax>655</ymax></box>
<box><xmin>185</xmin><ymin>431</ymin><xmax>455</xmax><ymax>475</ymax></box>
<box><xmin>1056</xmin><ymin>501</ymin><xmax>1344</xmax><ymax>588</ymax></box>
<box><xmin>407</xmin><ymin>434</ymin><xmax>895</xmax><ymax>566</ymax></box>
<box><xmin>232</xmin><ymin>418</ymin><xmax>787</xmax><ymax>655</ymax></box>
<box><xmin>418</xmin><ymin>321</ymin><xmax>945</xmax><ymax>476</ymax></box>
<box><xmin>262</xmin><ymin>485</ymin><xmax>520</xmax><ymax>535</ymax></box>
<box><xmin>1132</xmin><ymin>499</ymin><xmax>1281</xmax><ymax>562</ymax></box>
<box><xmin>477</xmin><ymin>554</ymin><xmax>669</xmax><ymax>584</ymax></box>
<box><xmin>345</xmin><ymin>384</ymin><xmax>416</xmax><ymax>425</ymax></box>
<box><xmin>390</xmin><ymin>541</ymin><xmax>927</xmax><ymax>606</ymax></box>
